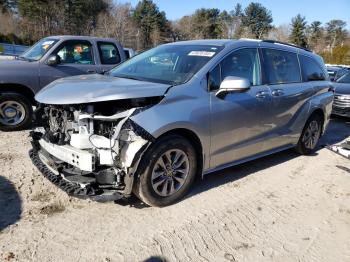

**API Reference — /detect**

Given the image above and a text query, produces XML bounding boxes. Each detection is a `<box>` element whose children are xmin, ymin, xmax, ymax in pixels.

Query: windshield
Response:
<box><xmin>20</xmin><ymin>38</ymin><xmax>58</xmax><ymax>61</ymax></box>
<box><xmin>110</xmin><ymin>44</ymin><xmax>224</xmax><ymax>85</ymax></box>
<box><xmin>337</xmin><ymin>72</ymin><xmax>350</xmax><ymax>83</ymax></box>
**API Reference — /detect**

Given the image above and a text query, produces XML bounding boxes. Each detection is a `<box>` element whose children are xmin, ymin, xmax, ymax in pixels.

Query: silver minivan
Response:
<box><xmin>30</xmin><ymin>39</ymin><xmax>334</xmax><ymax>207</ymax></box>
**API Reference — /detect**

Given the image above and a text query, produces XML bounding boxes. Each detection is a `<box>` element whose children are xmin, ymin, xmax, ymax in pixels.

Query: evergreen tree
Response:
<box><xmin>242</xmin><ymin>2</ymin><xmax>273</xmax><ymax>39</ymax></box>
<box><xmin>290</xmin><ymin>14</ymin><xmax>307</xmax><ymax>47</ymax></box>
<box><xmin>231</xmin><ymin>3</ymin><xmax>243</xmax><ymax>17</ymax></box>
<box><xmin>192</xmin><ymin>8</ymin><xmax>222</xmax><ymax>39</ymax></box>
<box><xmin>133</xmin><ymin>0</ymin><xmax>168</xmax><ymax>49</ymax></box>
<box><xmin>0</xmin><ymin>0</ymin><xmax>15</xmax><ymax>13</ymax></box>
<box><xmin>308</xmin><ymin>21</ymin><xmax>322</xmax><ymax>50</ymax></box>
<box><xmin>64</xmin><ymin>0</ymin><xmax>108</xmax><ymax>35</ymax></box>
<box><xmin>18</xmin><ymin>0</ymin><xmax>107</xmax><ymax>37</ymax></box>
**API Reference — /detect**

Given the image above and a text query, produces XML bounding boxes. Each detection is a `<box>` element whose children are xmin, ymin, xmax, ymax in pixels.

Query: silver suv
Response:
<box><xmin>30</xmin><ymin>39</ymin><xmax>334</xmax><ymax>207</ymax></box>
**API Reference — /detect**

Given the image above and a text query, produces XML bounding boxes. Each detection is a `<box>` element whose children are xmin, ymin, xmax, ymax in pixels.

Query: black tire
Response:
<box><xmin>0</xmin><ymin>92</ymin><xmax>33</xmax><ymax>132</ymax></box>
<box><xmin>295</xmin><ymin>113</ymin><xmax>323</xmax><ymax>155</ymax></box>
<box><xmin>134</xmin><ymin>135</ymin><xmax>197</xmax><ymax>207</ymax></box>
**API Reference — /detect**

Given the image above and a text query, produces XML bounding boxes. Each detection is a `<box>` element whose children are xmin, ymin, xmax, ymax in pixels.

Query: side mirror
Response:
<box><xmin>46</xmin><ymin>55</ymin><xmax>61</xmax><ymax>66</ymax></box>
<box><xmin>216</xmin><ymin>76</ymin><xmax>251</xmax><ymax>98</ymax></box>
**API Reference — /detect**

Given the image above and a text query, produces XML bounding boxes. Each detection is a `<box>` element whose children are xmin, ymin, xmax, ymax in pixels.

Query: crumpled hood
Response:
<box><xmin>333</xmin><ymin>82</ymin><xmax>350</xmax><ymax>95</ymax></box>
<box><xmin>35</xmin><ymin>74</ymin><xmax>171</xmax><ymax>104</ymax></box>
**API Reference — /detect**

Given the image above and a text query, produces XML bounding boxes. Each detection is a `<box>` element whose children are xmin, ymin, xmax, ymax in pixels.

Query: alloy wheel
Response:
<box><xmin>302</xmin><ymin>120</ymin><xmax>320</xmax><ymax>150</ymax></box>
<box><xmin>151</xmin><ymin>149</ymin><xmax>190</xmax><ymax>197</ymax></box>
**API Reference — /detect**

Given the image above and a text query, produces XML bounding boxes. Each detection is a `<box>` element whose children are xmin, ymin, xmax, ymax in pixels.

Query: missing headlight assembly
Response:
<box><xmin>29</xmin><ymin>98</ymin><xmax>159</xmax><ymax>202</ymax></box>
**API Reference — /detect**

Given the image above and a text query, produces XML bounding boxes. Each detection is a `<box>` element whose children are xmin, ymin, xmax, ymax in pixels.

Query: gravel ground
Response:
<box><xmin>0</xmin><ymin>117</ymin><xmax>349</xmax><ymax>262</ymax></box>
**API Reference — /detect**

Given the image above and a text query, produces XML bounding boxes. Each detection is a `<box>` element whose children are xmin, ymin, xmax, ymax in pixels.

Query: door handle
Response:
<box><xmin>272</xmin><ymin>89</ymin><xmax>284</xmax><ymax>96</ymax></box>
<box><xmin>256</xmin><ymin>91</ymin><xmax>268</xmax><ymax>99</ymax></box>
<box><xmin>86</xmin><ymin>69</ymin><xmax>96</xmax><ymax>73</ymax></box>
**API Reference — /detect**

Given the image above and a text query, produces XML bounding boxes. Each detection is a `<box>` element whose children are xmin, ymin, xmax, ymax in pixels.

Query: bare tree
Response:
<box><xmin>0</xmin><ymin>12</ymin><xmax>17</xmax><ymax>35</ymax></box>
<box><xmin>95</xmin><ymin>2</ymin><xmax>139</xmax><ymax>49</ymax></box>
<box><xmin>267</xmin><ymin>24</ymin><xmax>290</xmax><ymax>42</ymax></box>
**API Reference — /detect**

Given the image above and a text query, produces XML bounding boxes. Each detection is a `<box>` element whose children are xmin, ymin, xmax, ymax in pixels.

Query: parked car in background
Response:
<box><xmin>123</xmin><ymin>48</ymin><xmax>137</xmax><ymax>59</ymax></box>
<box><xmin>326</xmin><ymin>65</ymin><xmax>350</xmax><ymax>81</ymax></box>
<box><xmin>0</xmin><ymin>36</ymin><xmax>126</xmax><ymax>131</ymax></box>
<box><xmin>29</xmin><ymin>39</ymin><xmax>333</xmax><ymax>207</ymax></box>
<box><xmin>332</xmin><ymin>71</ymin><xmax>350</xmax><ymax>117</ymax></box>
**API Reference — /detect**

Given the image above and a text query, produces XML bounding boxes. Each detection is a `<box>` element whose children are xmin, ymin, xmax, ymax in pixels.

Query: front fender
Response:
<box><xmin>130</xmin><ymin>82</ymin><xmax>211</xmax><ymax>170</ymax></box>
<box><xmin>308</xmin><ymin>90</ymin><xmax>334</xmax><ymax>133</ymax></box>
<box><xmin>0</xmin><ymin>61</ymin><xmax>40</xmax><ymax>93</ymax></box>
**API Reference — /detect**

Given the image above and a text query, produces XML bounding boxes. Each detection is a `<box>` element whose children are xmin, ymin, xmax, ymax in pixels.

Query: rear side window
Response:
<box><xmin>299</xmin><ymin>55</ymin><xmax>326</xmax><ymax>81</ymax></box>
<box><xmin>98</xmin><ymin>42</ymin><xmax>121</xmax><ymax>65</ymax></box>
<box><xmin>262</xmin><ymin>49</ymin><xmax>301</xmax><ymax>84</ymax></box>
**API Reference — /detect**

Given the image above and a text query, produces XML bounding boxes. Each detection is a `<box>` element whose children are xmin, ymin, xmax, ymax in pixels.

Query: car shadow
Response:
<box><xmin>0</xmin><ymin>176</ymin><xmax>22</xmax><ymax>231</ymax></box>
<box><xmin>189</xmin><ymin>118</ymin><xmax>349</xmax><ymax>201</ymax></box>
<box><xmin>187</xmin><ymin>148</ymin><xmax>300</xmax><ymax>200</ymax></box>
<box><xmin>142</xmin><ymin>256</ymin><xmax>168</xmax><ymax>262</ymax></box>
<box><xmin>321</xmin><ymin>116</ymin><xmax>350</xmax><ymax>145</ymax></box>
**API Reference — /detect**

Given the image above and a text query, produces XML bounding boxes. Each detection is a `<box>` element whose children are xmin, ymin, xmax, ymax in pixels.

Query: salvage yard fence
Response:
<box><xmin>0</xmin><ymin>43</ymin><xmax>29</xmax><ymax>56</ymax></box>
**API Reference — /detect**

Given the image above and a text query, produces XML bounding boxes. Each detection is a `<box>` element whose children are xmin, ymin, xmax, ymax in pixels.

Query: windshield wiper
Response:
<box><xmin>114</xmin><ymin>74</ymin><xmax>145</xmax><ymax>82</ymax></box>
<box><xmin>17</xmin><ymin>56</ymin><xmax>34</xmax><ymax>62</ymax></box>
<box><xmin>113</xmin><ymin>73</ymin><xmax>175</xmax><ymax>85</ymax></box>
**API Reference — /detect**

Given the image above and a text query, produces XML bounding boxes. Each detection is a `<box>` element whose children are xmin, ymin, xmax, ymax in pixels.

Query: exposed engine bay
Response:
<box><xmin>29</xmin><ymin>97</ymin><xmax>160</xmax><ymax>201</ymax></box>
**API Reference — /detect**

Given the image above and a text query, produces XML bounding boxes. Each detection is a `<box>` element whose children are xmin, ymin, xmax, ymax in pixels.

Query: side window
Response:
<box><xmin>262</xmin><ymin>49</ymin><xmax>301</xmax><ymax>84</ymax></box>
<box><xmin>208</xmin><ymin>64</ymin><xmax>221</xmax><ymax>91</ymax></box>
<box><xmin>337</xmin><ymin>72</ymin><xmax>350</xmax><ymax>83</ymax></box>
<box><xmin>55</xmin><ymin>41</ymin><xmax>94</xmax><ymax>65</ymax></box>
<box><xmin>221</xmin><ymin>48</ymin><xmax>261</xmax><ymax>86</ymax></box>
<box><xmin>124</xmin><ymin>50</ymin><xmax>130</xmax><ymax>59</ymax></box>
<box><xmin>299</xmin><ymin>55</ymin><xmax>326</xmax><ymax>81</ymax></box>
<box><xmin>98</xmin><ymin>42</ymin><xmax>121</xmax><ymax>65</ymax></box>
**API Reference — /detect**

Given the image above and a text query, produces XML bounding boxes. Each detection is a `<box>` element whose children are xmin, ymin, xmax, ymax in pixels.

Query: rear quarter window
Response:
<box><xmin>262</xmin><ymin>48</ymin><xmax>301</xmax><ymax>85</ymax></box>
<box><xmin>299</xmin><ymin>55</ymin><xmax>326</xmax><ymax>81</ymax></box>
<box><xmin>98</xmin><ymin>42</ymin><xmax>121</xmax><ymax>65</ymax></box>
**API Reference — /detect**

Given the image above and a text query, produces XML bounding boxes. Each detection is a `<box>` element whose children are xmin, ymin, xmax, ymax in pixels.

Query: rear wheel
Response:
<box><xmin>0</xmin><ymin>93</ymin><xmax>33</xmax><ymax>131</ymax></box>
<box><xmin>134</xmin><ymin>135</ymin><xmax>197</xmax><ymax>207</ymax></box>
<box><xmin>295</xmin><ymin>114</ymin><xmax>323</xmax><ymax>155</ymax></box>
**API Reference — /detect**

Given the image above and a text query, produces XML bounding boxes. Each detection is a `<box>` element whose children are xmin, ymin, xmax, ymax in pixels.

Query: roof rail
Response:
<box><xmin>239</xmin><ymin>38</ymin><xmax>262</xmax><ymax>42</ymax></box>
<box><xmin>262</xmin><ymin>39</ymin><xmax>312</xmax><ymax>52</ymax></box>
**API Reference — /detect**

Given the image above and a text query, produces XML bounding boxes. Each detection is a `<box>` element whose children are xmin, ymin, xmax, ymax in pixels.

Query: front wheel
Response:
<box><xmin>134</xmin><ymin>135</ymin><xmax>197</xmax><ymax>207</ymax></box>
<box><xmin>0</xmin><ymin>93</ymin><xmax>33</xmax><ymax>132</ymax></box>
<box><xmin>295</xmin><ymin>114</ymin><xmax>323</xmax><ymax>155</ymax></box>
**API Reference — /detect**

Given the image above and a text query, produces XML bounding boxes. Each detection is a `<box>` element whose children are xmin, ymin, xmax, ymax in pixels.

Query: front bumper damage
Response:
<box><xmin>29</xmin><ymin>107</ymin><xmax>154</xmax><ymax>202</ymax></box>
<box><xmin>29</xmin><ymin>145</ymin><xmax>120</xmax><ymax>201</ymax></box>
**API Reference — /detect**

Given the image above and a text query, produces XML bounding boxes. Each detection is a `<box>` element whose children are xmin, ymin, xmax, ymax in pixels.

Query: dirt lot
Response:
<box><xmin>0</xmin><ymin>118</ymin><xmax>350</xmax><ymax>262</ymax></box>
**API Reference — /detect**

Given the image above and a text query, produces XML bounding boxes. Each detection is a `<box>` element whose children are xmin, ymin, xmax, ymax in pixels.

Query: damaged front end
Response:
<box><xmin>29</xmin><ymin>98</ymin><xmax>159</xmax><ymax>202</ymax></box>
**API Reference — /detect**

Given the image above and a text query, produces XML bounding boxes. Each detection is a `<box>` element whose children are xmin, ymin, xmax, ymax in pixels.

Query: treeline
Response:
<box><xmin>0</xmin><ymin>0</ymin><xmax>349</xmax><ymax>64</ymax></box>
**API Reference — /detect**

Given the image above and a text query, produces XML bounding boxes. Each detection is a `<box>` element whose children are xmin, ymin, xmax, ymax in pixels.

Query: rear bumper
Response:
<box><xmin>29</xmin><ymin>133</ymin><xmax>132</xmax><ymax>202</ymax></box>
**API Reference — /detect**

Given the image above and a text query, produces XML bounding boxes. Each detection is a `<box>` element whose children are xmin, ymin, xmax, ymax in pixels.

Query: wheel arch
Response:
<box><xmin>0</xmin><ymin>84</ymin><xmax>36</xmax><ymax>104</ymax></box>
<box><xmin>308</xmin><ymin>107</ymin><xmax>325</xmax><ymax>133</ymax></box>
<box><xmin>153</xmin><ymin>128</ymin><xmax>204</xmax><ymax>177</ymax></box>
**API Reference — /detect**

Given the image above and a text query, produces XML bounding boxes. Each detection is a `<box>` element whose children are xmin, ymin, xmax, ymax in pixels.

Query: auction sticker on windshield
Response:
<box><xmin>188</xmin><ymin>51</ymin><xmax>216</xmax><ymax>57</ymax></box>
